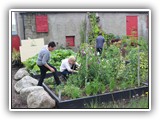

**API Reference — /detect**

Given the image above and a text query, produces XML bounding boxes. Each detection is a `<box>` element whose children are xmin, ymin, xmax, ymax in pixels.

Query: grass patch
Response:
<box><xmin>85</xmin><ymin>95</ymin><xmax>148</xmax><ymax>109</ymax></box>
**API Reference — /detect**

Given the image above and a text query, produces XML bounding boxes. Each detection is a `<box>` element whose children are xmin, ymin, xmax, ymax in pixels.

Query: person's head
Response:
<box><xmin>48</xmin><ymin>41</ymin><xmax>56</xmax><ymax>51</ymax></box>
<box><xmin>99</xmin><ymin>32</ymin><xmax>102</xmax><ymax>36</ymax></box>
<box><xmin>68</xmin><ymin>56</ymin><xmax>76</xmax><ymax>65</ymax></box>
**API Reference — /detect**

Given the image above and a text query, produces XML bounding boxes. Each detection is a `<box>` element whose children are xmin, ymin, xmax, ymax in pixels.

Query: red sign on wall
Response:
<box><xmin>66</xmin><ymin>36</ymin><xmax>75</xmax><ymax>46</ymax></box>
<box><xmin>35</xmin><ymin>15</ymin><xmax>48</xmax><ymax>32</ymax></box>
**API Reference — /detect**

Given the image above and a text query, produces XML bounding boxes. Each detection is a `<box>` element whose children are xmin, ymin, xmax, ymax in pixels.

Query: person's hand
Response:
<box><xmin>50</xmin><ymin>68</ymin><xmax>55</xmax><ymax>72</ymax></box>
<box><xmin>73</xmin><ymin>70</ymin><xmax>78</xmax><ymax>73</ymax></box>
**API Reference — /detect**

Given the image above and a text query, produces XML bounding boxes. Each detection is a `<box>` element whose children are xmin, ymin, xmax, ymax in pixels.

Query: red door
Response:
<box><xmin>12</xmin><ymin>35</ymin><xmax>20</xmax><ymax>51</ymax></box>
<box><xmin>126</xmin><ymin>16</ymin><xmax>138</xmax><ymax>38</ymax></box>
<box><xmin>66</xmin><ymin>36</ymin><xmax>75</xmax><ymax>47</ymax></box>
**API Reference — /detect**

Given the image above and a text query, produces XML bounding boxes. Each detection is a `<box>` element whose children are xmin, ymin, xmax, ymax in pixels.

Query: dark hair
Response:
<box><xmin>99</xmin><ymin>32</ymin><xmax>102</xmax><ymax>35</ymax></box>
<box><xmin>48</xmin><ymin>41</ymin><xmax>56</xmax><ymax>47</ymax></box>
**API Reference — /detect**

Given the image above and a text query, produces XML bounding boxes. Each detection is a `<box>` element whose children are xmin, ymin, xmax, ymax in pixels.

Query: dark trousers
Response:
<box><xmin>96</xmin><ymin>48</ymin><xmax>103</xmax><ymax>55</ymax></box>
<box><xmin>61</xmin><ymin>69</ymin><xmax>72</xmax><ymax>77</ymax></box>
<box><xmin>37</xmin><ymin>63</ymin><xmax>61</xmax><ymax>86</ymax></box>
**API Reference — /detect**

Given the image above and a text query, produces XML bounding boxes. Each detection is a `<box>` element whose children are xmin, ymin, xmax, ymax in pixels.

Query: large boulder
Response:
<box><xmin>27</xmin><ymin>90</ymin><xmax>56</xmax><ymax>108</ymax></box>
<box><xmin>14</xmin><ymin>68</ymin><xmax>29</xmax><ymax>80</ymax></box>
<box><xmin>14</xmin><ymin>76</ymin><xmax>38</xmax><ymax>93</ymax></box>
<box><xmin>20</xmin><ymin>86</ymin><xmax>44</xmax><ymax>103</ymax></box>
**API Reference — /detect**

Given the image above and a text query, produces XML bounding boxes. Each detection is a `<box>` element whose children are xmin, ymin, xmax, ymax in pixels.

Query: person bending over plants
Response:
<box><xmin>37</xmin><ymin>41</ymin><xmax>61</xmax><ymax>86</ymax></box>
<box><xmin>96</xmin><ymin>32</ymin><xmax>105</xmax><ymax>55</ymax></box>
<box><xmin>60</xmin><ymin>56</ymin><xmax>80</xmax><ymax>79</ymax></box>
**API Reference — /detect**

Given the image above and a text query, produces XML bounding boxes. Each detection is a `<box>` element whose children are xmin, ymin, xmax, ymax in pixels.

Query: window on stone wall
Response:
<box><xmin>66</xmin><ymin>36</ymin><xmax>75</xmax><ymax>47</ymax></box>
<box><xmin>35</xmin><ymin>15</ymin><xmax>48</xmax><ymax>32</ymax></box>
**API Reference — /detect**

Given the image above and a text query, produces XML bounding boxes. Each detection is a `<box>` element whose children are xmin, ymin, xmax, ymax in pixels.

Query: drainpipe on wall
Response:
<box><xmin>22</xmin><ymin>14</ymin><xmax>25</xmax><ymax>39</ymax></box>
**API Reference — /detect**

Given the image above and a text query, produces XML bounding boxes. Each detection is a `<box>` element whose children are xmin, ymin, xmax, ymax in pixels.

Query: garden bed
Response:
<box><xmin>42</xmin><ymin>83</ymin><xmax>148</xmax><ymax>108</ymax></box>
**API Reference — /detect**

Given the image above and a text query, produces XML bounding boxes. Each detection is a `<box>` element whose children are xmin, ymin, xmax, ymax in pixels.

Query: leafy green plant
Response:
<box><xmin>109</xmin><ymin>78</ymin><xmax>116</xmax><ymax>92</ymax></box>
<box><xmin>63</xmin><ymin>84</ymin><xmax>82</xmax><ymax>99</ymax></box>
<box><xmin>85</xmin><ymin>80</ymin><xmax>106</xmax><ymax>96</ymax></box>
<box><xmin>88</xmin><ymin>12</ymin><xmax>101</xmax><ymax>44</ymax></box>
<box><xmin>44</xmin><ymin>78</ymin><xmax>54</xmax><ymax>85</ymax></box>
<box><xmin>12</xmin><ymin>48</ymin><xmax>22</xmax><ymax>67</ymax></box>
<box><xmin>48</xmin><ymin>85</ymin><xmax>55</xmax><ymax>89</ymax></box>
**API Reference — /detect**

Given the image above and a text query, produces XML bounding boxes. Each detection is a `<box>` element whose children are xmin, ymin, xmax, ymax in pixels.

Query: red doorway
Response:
<box><xmin>126</xmin><ymin>16</ymin><xmax>138</xmax><ymax>39</ymax></box>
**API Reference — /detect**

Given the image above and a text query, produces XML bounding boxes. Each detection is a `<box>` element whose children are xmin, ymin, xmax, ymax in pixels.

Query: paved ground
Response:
<box><xmin>11</xmin><ymin>67</ymin><xmax>27</xmax><ymax>108</ymax></box>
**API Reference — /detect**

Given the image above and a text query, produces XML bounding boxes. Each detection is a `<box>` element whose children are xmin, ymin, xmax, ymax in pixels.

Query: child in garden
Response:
<box><xmin>37</xmin><ymin>41</ymin><xmax>61</xmax><ymax>86</ymax></box>
<box><xmin>60</xmin><ymin>56</ymin><xmax>80</xmax><ymax>79</ymax></box>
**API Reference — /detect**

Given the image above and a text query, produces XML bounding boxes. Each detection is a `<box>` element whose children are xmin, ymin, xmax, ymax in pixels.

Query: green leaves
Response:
<box><xmin>85</xmin><ymin>80</ymin><xmax>106</xmax><ymax>96</ymax></box>
<box><xmin>63</xmin><ymin>84</ymin><xmax>82</xmax><ymax>99</ymax></box>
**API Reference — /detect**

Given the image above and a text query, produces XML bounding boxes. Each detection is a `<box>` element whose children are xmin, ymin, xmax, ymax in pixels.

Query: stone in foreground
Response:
<box><xmin>20</xmin><ymin>86</ymin><xmax>44</xmax><ymax>103</ymax></box>
<box><xmin>27</xmin><ymin>90</ymin><xmax>56</xmax><ymax>108</ymax></box>
<box><xmin>14</xmin><ymin>76</ymin><xmax>38</xmax><ymax>93</ymax></box>
<box><xmin>14</xmin><ymin>68</ymin><xmax>29</xmax><ymax>80</ymax></box>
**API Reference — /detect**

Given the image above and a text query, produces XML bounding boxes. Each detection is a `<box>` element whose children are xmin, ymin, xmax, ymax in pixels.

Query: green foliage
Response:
<box><xmin>44</xmin><ymin>78</ymin><xmax>54</xmax><ymax>85</ymax></box>
<box><xmin>140</xmin><ymin>52</ymin><xmax>148</xmax><ymax>82</ymax></box>
<box><xmin>48</xmin><ymin>85</ymin><xmax>55</xmax><ymax>89</ymax></box>
<box><xmin>85</xmin><ymin>80</ymin><xmax>106</xmax><ymax>96</ymax></box>
<box><xmin>85</xmin><ymin>95</ymin><xmax>148</xmax><ymax>108</ymax></box>
<box><xmin>23</xmin><ymin>54</ymin><xmax>38</xmax><ymax>73</ymax></box>
<box><xmin>88</xmin><ymin>13</ymin><xmax>101</xmax><ymax>44</ymax></box>
<box><xmin>12</xmin><ymin>48</ymin><xmax>22</xmax><ymax>66</ymax></box>
<box><xmin>55</xmin><ymin>39</ymin><xmax>148</xmax><ymax>100</ymax></box>
<box><xmin>88</xmin><ymin>12</ymin><xmax>116</xmax><ymax>47</ymax></box>
<box><xmin>104</xmin><ymin>33</ymin><xmax>116</xmax><ymax>46</ymax></box>
<box><xmin>109</xmin><ymin>79</ymin><xmax>116</xmax><ymax>92</ymax></box>
<box><xmin>63</xmin><ymin>84</ymin><xmax>82</xmax><ymax>99</ymax></box>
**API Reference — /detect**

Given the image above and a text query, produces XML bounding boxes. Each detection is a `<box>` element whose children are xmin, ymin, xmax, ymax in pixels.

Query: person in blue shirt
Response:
<box><xmin>37</xmin><ymin>41</ymin><xmax>61</xmax><ymax>86</ymax></box>
<box><xmin>96</xmin><ymin>32</ymin><xmax>105</xmax><ymax>55</ymax></box>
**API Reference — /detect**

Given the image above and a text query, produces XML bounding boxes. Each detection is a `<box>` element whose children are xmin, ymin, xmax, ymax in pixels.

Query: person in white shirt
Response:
<box><xmin>60</xmin><ymin>56</ymin><xmax>80</xmax><ymax>79</ymax></box>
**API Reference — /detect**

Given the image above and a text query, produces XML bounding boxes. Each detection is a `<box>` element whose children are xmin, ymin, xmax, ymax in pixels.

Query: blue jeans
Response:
<box><xmin>61</xmin><ymin>69</ymin><xmax>72</xmax><ymax>78</ymax></box>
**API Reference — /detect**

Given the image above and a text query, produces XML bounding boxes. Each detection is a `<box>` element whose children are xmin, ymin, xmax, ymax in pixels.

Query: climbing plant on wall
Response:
<box><xmin>88</xmin><ymin>12</ymin><xmax>115</xmax><ymax>47</ymax></box>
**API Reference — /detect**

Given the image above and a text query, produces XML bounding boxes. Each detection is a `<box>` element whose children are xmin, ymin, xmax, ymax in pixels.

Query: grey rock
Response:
<box><xmin>20</xmin><ymin>86</ymin><xmax>44</xmax><ymax>103</ymax></box>
<box><xmin>14</xmin><ymin>68</ymin><xmax>29</xmax><ymax>80</ymax></box>
<box><xmin>27</xmin><ymin>90</ymin><xmax>55</xmax><ymax>108</ymax></box>
<box><xmin>14</xmin><ymin>76</ymin><xmax>38</xmax><ymax>93</ymax></box>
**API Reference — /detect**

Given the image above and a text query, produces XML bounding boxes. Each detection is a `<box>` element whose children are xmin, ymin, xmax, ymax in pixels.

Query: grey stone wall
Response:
<box><xmin>20</xmin><ymin>12</ymin><xmax>149</xmax><ymax>49</ymax></box>
<box><xmin>98</xmin><ymin>12</ymin><xmax>149</xmax><ymax>40</ymax></box>
<box><xmin>22</xmin><ymin>12</ymin><xmax>86</xmax><ymax>50</ymax></box>
<box><xmin>23</xmin><ymin>13</ymin><xmax>49</xmax><ymax>43</ymax></box>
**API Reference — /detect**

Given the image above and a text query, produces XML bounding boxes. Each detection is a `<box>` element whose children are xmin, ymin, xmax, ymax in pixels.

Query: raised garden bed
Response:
<box><xmin>42</xmin><ymin>83</ymin><xmax>148</xmax><ymax>108</ymax></box>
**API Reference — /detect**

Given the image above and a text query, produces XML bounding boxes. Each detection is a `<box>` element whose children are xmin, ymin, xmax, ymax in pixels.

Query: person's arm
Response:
<box><xmin>75</xmin><ymin>62</ymin><xmax>81</xmax><ymax>69</ymax></box>
<box><xmin>65</xmin><ymin>63</ymin><xmax>74</xmax><ymax>72</ymax></box>
<box><xmin>65</xmin><ymin>61</ymin><xmax>78</xmax><ymax>73</ymax></box>
<box><xmin>44</xmin><ymin>64</ymin><xmax>55</xmax><ymax>72</ymax></box>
